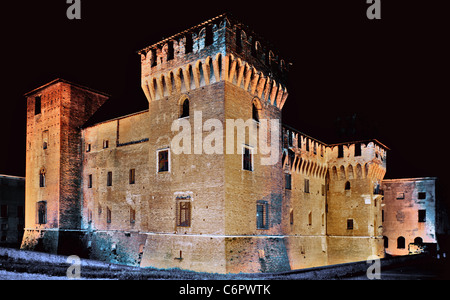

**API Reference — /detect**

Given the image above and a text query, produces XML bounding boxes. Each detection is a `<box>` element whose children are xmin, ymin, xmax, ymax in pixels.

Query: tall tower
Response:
<box><xmin>138</xmin><ymin>13</ymin><xmax>290</xmax><ymax>273</ymax></box>
<box><xmin>21</xmin><ymin>79</ymin><xmax>109</xmax><ymax>254</ymax></box>
<box><xmin>326</xmin><ymin>141</ymin><xmax>388</xmax><ymax>264</ymax></box>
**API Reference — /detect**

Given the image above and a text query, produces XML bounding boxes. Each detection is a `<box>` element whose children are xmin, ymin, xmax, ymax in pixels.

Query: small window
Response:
<box><xmin>35</xmin><ymin>96</ymin><xmax>41</xmax><ymax>115</ymax></box>
<box><xmin>418</xmin><ymin>192</ymin><xmax>426</xmax><ymax>200</ymax></box>
<box><xmin>347</xmin><ymin>219</ymin><xmax>354</xmax><ymax>230</ymax></box>
<box><xmin>345</xmin><ymin>181</ymin><xmax>351</xmax><ymax>190</ymax></box>
<box><xmin>42</xmin><ymin>130</ymin><xmax>49</xmax><ymax>150</ymax></box>
<box><xmin>396</xmin><ymin>192</ymin><xmax>405</xmax><ymax>200</ymax></box>
<box><xmin>287</xmin><ymin>131</ymin><xmax>293</xmax><ymax>147</ymax></box>
<box><xmin>107</xmin><ymin>171</ymin><xmax>112</xmax><ymax>186</ymax></box>
<box><xmin>308</xmin><ymin>212</ymin><xmax>312</xmax><ymax>226</ymax></box>
<box><xmin>106</xmin><ymin>207</ymin><xmax>112</xmax><ymax>224</ymax></box>
<box><xmin>39</xmin><ymin>170</ymin><xmax>46</xmax><ymax>188</ymax></box>
<box><xmin>383</xmin><ymin>236</ymin><xmax>389</xmax><ymax>248</ymax></box>
<box><xmin>150</xmin><ymin>49</ymin><xmax>157</xmax><ymax>67</ymax></box>
<box><xmin>205</xmin><ymin>25</ymin><xmax>213</xmax><ymax>46</ymax></box>
<box><xmin>180</xmin><ymin>99</ymin><xmax>189</xmax><ymax>118</ymax></box>
<box><xmin>304</xmin><ymin>179</ymin><xmax>310</xmax><ymax>193</ymax></box>
<box><xmin>290</xmin><ymin>209</ymin><xmax>294</xmax><ymax>225</ymax></box>
<box><xmin>414</xmin><ymin>237</ymin><xmax>423</xmax><ymax>245</ymax></box>
<box><xmin>86</xmin><ymin>143</ymin><xmax>91</xmax><ymax>153</ymax></box>
<box><xmin>88</xmin><ymin>209</ymin><xmax>93</xmax><ymax>223</ymax></box>
<box><xmin>88</xmin><ymin>174</ymin><xmax>93</xmax><ymax>188</ymax></box>
<box><xmin>36</xmin><ymin>201</ymin><xmax>47</xmax><ymax>224</ymax></box>
<box><xmin>285</xmin><ymin>173</ymin><xmax>292</xmax><ymax>190</ymax></box>
<box><xmin>167</xmin><ymin>41</ymin><xmax>174</xmax><ymax>61</ymax></box>
<box><xmin>157</xmin><ymin>149</ymin><xmax>170</xmax><ymax>172</ymax></box>
<box><xmin>252</xmin><ymin>103</ymin><xmax>259</xmax><ymax>122</ymax></box>
<box><xmin>130</xmin><ymin>207</ymin><xmax>136</xmax><ymax>224</ymax></box>
<box><xmin>338</xmin><ymin>145</ymin><xmax>344</xmax><ymax>158</ymax></box>
<box><xmin>354</xmin><ymin>143</ymin><xmax>362</xmax><ymax>157</ymax></box>
<box><xmin>397</xmin><ymin>236</ymin><xmax>405</xmax><ymax>249</ymax></box>
<box><xmin>382</xmin><ymin>210</ymin><xmax>384</xmax><ymax>222</ymax></box>
<box><xmin>177</xmin><ymin>201</ymin><xmax>191</xmax><ymax>227</ymax></box>
<box><xmin>256</xmin><ymin>201</ymin><xmax>269</xmax><ymax>230</ymax></box>
<box><xmin>418</xmin><ymin>210</ymin><xmax>426</xmax><ymax>223</ymax></box>
<box><xmin>185</xmin><ymin>35</ymin><xmax>193</xmax><ymax>54</ymax></box>
<box><xmin>243</xmin><ymin>146</ymin><xmax>253</xmax><ymax>171</ymax></box>
<box><xmin>129</xmin><ymin>169</ymin><xmax>136</xmax><ymax>184</ymax></box>
<box><xmin>103</xmin><ymin>140</ymin><xmax>109</xmax><ymax>149</ymax></box>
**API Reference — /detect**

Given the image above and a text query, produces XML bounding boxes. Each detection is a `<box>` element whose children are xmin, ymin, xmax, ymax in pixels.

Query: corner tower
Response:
<box><xmin>21</xmin><ymin>79</ymin><xmax>109</xmax><ymax>254</ymax></box>
<box><xmin>137</xmin><ymin>13</ymin><xmax>291</xmax><ymax>273</ymax></box>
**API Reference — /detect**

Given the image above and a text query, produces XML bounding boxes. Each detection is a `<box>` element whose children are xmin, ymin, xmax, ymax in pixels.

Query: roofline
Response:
<box><xmin>81</xmin><ymin>109</ymin><xmax>149</xmax><ymax>129</ymax></box>
<box><xmin>282</xmin><ymin>124</ymin><xmax>390</xmax><ymax>150</ymax></box>
<box><xmin>328</xmin><ymin>139</ymin><xmax>390</xmax><ymax>151</ymax></box>
<box><xmin>24</xmin><ymin>78</ymin><xmax>111</xmax><ymax>98</ymax></box>
<box><xmin>382</xmin><ymin>177</ymin><xmax>438</xmax><ymax>182</ymax></box>
<box><xmin>0</xmin><ymin>174</ymin><xmax>25</xmax><ymax>180</ymax></box>
<box><xmin>137</xmin><ymin>13</ymin><xmax>228</xmax><ymax>55</ymax></box>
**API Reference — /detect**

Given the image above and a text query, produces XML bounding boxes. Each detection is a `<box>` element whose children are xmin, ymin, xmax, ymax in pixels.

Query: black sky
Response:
<box><xmin>1</xmin><ymin>0</ymin><xmax>448</xmax><ymax>206</ymax></box>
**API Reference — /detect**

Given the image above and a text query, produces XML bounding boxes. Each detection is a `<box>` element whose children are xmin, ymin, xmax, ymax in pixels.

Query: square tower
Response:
<box><xmin>21</xmin><ymin>79</ymin><xmax>109</xmax><ymax>254</ymax></box>
<box><xmin>137</xmin><ymin>13</ymin><xmax>291</xmax><ymax>273</ymax></box>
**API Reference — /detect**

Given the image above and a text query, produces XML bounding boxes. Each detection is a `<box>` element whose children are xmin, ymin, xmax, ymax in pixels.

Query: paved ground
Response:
<box><xmin>1</xmin><ymin>247</ymin><xmax>448</xmax><ymax>280</ymax></box>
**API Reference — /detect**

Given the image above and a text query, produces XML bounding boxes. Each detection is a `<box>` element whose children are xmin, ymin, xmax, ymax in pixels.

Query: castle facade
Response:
<box><xmin>21</xmin><ymin>14</ymin><xmax>391</xmax><ymax>273</ymax></box>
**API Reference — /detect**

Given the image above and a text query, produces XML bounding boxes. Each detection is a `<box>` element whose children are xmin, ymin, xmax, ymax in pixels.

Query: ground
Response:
<box><xmin>0</xmin><ymin>247</ymin><xmax>448</xmax><ymax>280</ymax></box>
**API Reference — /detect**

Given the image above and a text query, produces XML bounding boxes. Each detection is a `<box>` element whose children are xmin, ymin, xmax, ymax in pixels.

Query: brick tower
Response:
<box><xmin>137</xmin><ymin>13</ymin><xmax>290</xmax><ymax>273</ymax></box>
<box><xmin>21</xmin><ymin>79</ymin><xmax>109</xmax><ymax>254</ymax></box>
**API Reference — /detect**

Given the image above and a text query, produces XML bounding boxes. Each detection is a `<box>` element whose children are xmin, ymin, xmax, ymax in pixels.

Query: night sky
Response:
<box><xmin>1</xmin><ymin>1</ymin><xmax>448</xmax><ymax>208</ymax></box>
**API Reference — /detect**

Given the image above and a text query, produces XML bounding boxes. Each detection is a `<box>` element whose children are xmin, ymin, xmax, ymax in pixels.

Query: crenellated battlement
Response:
<box><xmin>282</xmin><ymin>126</ymin><xmax>389</xmax><ymax>181</ymax></box>
<box><xmin>138</xmin><ymin>13</ymin><xmax>290</xmax><ymax>109</ymax></box>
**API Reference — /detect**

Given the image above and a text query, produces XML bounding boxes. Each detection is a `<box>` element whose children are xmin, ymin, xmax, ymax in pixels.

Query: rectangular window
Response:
<box><xmin>167</xmin><ymin>41</ymin><xmax>174</xmax><ymax>61</ymax></box>
<box><xmin>396</xmin><ymin>192</ymin><xmax>405</xmax><ymax>200</ymax></box>
<box><xmin>304</xmin><ymin>179</ymin><xmax>310</xmax><ymax>193</ymax></box>
<box><xmin>88</xmin><ymin>209</ymin><xmax>92</xmax><ymax>223</ymax></box>
<box><xmin>287</xmin><ymin>130</ymin><xmax>293</xmax><ymax>147</ymax></box>
<box><xmin>185</xmin><ymin>35</ymin><xmax>193</xmax><ymax>54</ymax></box>
<box><xmin>177</xmin><ymin>201</ymin><xmax>191</xmax><ymax>227</ymax></box>
<box><xmin>35</xmin><ymin>96</ymin><xmax>41</xmax><ymax>115</ymax></box>
<box><xmin>103</xmin><ymin>140</ymin><xmax>109</xmax><ymax>149</ymax></box>
<box><xmin>347</xmin><ymin>219</ymin><xmax>354</xmax><ymax>230</ymax></box>
<box><xmin>243</xmin><ymin>146</ymin><xmax>253</xmax><ymax>171</ymax></box>
<box><xmin>88</xmin><ymin>174</ymin><xmax>93</xmax><ymax>188</ymax></box>
<box><xmin>106</xmin><ymin>207</ymin><xmax>111</xmax><ymax>224</ymax></box>
<box><xmin>285</xmin><ymin>173</ymin><xmax>292</xmax><ymax>190</ymax></box>
<box><xmin>107</xmin><ymin>171</ymin><xmax>112</xmax><ymax>186</ymax></box>
<box><xmin>130</xmin><ymin>207</ymin><xmax>136</xmax><ymax>224</ymax></box>
<box><xmin>256</xmin><ymin>201</ymin><xmax>269</xmax><ymax>230</ymax></box>
<box><xmin>129</xmin><ymin>169</ymin><xmax>135</xmax><ymax>184</ymax></box>
<box><xmin>418</xmin><ymin>192</ymin><xmax>426</xmax><ymax>200</ymax></box>
<box><xmin>36</xmin><ymin>201</ymin><xmax>47</xmax><ymax>224</ymax></box>
<box><xmin>157</xmin><ymin>149</ymin><xmax>170</xmax><ymax>172</ymax></box>
<box><xmin>355</xmin><ymin>143</ymin><xmax>362</xmax><ymax>156</ymax></box>
<box><xmin>0</xmin><ymin>205</ymin><xmax>7</xmax><ymax>218</ymax></box>
<box><xmin>39</xmin><ymin>173</ymin><xmax>45</xmax><ymax>188</ymax></box>
<box><xmin>338</xmin><ymin>145</ymin><xmax>344</xmax><ymax>158</ymax></box>
<box><xmin>86</xmin><ymin>143</ymin><xmax>91</xmax><ymax>152</ymax></box>
<box><xmin>418</xmin><ymin>210</ymin><xmax>426</xmax><ymax>222</ymax></box>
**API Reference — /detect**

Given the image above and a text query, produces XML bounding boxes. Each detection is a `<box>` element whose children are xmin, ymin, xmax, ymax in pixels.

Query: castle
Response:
<box><xmin>20</xmin><ymin>14</ymin><xmax>413</xmax><ymax>273</ymax></box>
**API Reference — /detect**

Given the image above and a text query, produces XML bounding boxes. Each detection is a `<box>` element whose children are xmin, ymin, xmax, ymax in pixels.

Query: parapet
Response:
<box><xmin>138</xmin><ymin>13</ymin><xmax>290</xmax><ymax>109</ymax></box>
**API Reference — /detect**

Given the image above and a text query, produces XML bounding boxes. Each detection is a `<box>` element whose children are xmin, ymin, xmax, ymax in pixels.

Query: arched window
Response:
<box><xmin>414</xmin><ymin>237</ymin><xmax>423</xmax><ymax>245</ymax></box>
<box><xmin>252</xmin><ymin>103</ymin><xmax>259</xmax><ymax>122</ymax></box>
<box><xmin>345</xmin><ymin>181</ymin><xmax>351</xmax><ymax>190</ymax></box>
<box><xmin>180</xmin><ymin>98</ymin><xmax>189</xmax><ymax>118</ymax></box>
<box><xmin>39</xmin><ymin>169</ymin><xmax>46</xmax><ymax>188</ymax></box>
<box><xmin>397</xmin><ymin>236</ymin><xmax>405</xmax><ymax>249</ymax></box>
